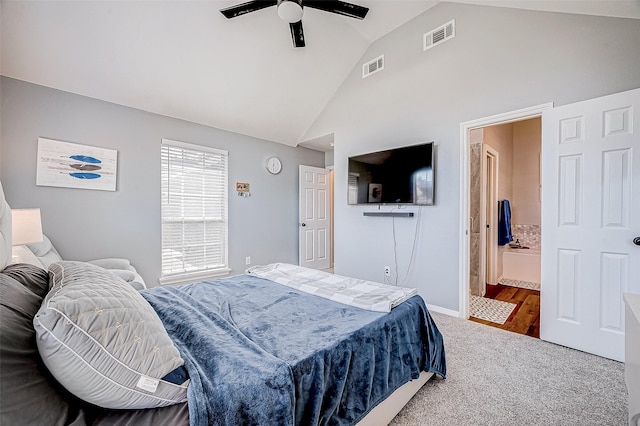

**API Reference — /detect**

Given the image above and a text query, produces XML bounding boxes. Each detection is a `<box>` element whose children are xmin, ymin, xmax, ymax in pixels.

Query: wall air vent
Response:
<box><xmin>424</xmin><ymin>19</ymin><xmax>455</xmax><ymax>51</ymax></box>
<box><xmin>362</xmin><ymin>54</ymin><xmax>384</xmax><ymax>78</ymax></box>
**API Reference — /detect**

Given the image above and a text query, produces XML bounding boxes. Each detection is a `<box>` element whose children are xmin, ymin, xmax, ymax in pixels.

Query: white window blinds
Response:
<box><xmin>348</xmin><ymin>173</ymin><xmax>359</xmax><ymax>204</ymax></box>
<box><xmin>161</xmin><ymin>139</ymin><xmax>229</xmax><ymax>283</ymax></box>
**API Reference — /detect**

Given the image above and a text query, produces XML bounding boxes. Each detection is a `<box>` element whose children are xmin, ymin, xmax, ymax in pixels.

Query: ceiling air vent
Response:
<box><xmin>362</xmin><ymin>54</ymin><xmax>384</xmax><ymax>78</ymax></box>
<box><xmin>424</xmin><ymin>19</ymin><xmax>455</xmax><ymax>51</ymax></box>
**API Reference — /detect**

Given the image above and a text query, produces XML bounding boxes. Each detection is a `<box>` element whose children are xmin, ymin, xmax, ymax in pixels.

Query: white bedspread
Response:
<box><xmin>246</xmin><ymin>263</ymin><xmax>417</xmax><ymax>312</ymax></box>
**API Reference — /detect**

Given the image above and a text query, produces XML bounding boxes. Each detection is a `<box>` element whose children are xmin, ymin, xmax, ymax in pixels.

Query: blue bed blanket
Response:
<box><xmin>142</xmin><ymin>274</ymin><xmax>446</xmax><ymax>426</ymax></box>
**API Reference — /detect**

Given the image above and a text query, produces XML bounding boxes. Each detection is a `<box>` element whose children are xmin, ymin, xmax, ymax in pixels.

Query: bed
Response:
<box><xmin>0</xmin><ymin>184</ymin><xmax>446</xmax><ymax>426</ymax></box>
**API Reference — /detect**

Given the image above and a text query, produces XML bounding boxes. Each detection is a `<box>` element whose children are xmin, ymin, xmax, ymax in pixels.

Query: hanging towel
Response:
<box><xmin>498</xmin><ymin>199</ymin><xmax>513</xmax><ymax>246</ymax></box>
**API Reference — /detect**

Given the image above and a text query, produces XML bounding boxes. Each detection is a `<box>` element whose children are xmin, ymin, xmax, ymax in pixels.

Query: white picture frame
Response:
<box><xmin>36</xmin><ymin>138</ymin><xmax>118</xmax><ymax>191</ymax></box>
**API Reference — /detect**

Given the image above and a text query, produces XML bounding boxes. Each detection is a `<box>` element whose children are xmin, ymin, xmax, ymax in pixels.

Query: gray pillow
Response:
<box><xmin>0</xmin><ymin>263</ymin><xmax>87</xmax><ymax>426</ymax></box>
<box><xmin>26</xmin><ymin>234</ymin><xmax>63</xmax><ymax>268</ymax></box>
<box><xmin>0</xmin><ymin>182</ymin><xmax>11</xmax><ymax>270</ymax></box>
<box><xmin>34</xmin><ymin>261</ymin><xmax>188</xmax><ymax>410</ymax></box>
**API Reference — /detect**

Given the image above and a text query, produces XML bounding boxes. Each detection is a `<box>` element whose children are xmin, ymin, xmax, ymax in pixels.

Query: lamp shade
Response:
<box><xmin>11</xmin><ymin>208</ymin><xmax>43</xmax><ymax>245</ymax></box>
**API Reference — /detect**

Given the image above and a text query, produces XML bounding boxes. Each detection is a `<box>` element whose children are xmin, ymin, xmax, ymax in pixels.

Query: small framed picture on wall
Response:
<box><xmin>368</xmin><ymin>183</ymin><xmax>382</xmax><ymax>203</ymax></box>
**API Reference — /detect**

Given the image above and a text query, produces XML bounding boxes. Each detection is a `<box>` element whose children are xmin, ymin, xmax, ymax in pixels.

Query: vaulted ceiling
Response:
<box><xmin>2</xmin><ymin>1</ymin><xmax>639</xmax><ymax>151</ymax></box>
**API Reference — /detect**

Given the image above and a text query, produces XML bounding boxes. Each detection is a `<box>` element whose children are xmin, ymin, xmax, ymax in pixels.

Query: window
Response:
<box><xmin>348</xmin><ymin>173</ymin><xmax>359</xmax><ymax>204</ymax></box>
<box><xmin>160</xmin><ymin>139</ymin><xmax>229</xmax><ymax>283</ymax></box>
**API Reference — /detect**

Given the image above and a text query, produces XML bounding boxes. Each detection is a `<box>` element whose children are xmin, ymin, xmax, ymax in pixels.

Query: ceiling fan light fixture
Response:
<box><xmin>277</xmin><ymin>0</ymin><xmax>304</xmax><ymax>23</ymax></box>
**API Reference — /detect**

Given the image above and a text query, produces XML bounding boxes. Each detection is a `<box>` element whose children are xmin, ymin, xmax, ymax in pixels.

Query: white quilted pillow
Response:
<box><xmin>34</xmin><ymin>261</ymin><xmax>188</xmax><ymax>409</ymax></box>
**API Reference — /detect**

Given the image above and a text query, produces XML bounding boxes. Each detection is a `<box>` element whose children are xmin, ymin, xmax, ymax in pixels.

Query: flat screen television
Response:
<box><xmin>347</xmin><ymin>142</ymin><xmax>434</xmax><ymax>205</ymax></box>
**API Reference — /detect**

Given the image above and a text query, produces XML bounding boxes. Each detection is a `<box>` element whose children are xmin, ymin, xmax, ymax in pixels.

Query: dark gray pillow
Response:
<box><xmin>93</xmin><ymin>402</ymin><xmax>189</xmax><ymax>426</ymax></box>
<box><xmin>0</xmin><ymin>263</ymin><xmax>87</xmax><ymax>426</ymax></box>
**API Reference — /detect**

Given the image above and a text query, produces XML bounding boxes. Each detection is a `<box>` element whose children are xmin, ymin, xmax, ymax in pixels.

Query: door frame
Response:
<box><xmin>328</xmin><ymin>166</ymin><xmax>335</xmax><ymax>269</ymax></box>
<box><xmin>459</xmin><ymin>102</ymin><xmax>553</xmax><ymax>318</ymax></box>
<box><xmin>480</xmin><ymin>144</ymin><xmax>499</xmax><ymax>294</ymax></box>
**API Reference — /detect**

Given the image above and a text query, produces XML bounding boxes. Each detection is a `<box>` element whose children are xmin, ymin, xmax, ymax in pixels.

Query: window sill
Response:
<box><xmin>158</xmin><ymin>268</ymin><xmax>231</xmax><ymax>286</ymax></box>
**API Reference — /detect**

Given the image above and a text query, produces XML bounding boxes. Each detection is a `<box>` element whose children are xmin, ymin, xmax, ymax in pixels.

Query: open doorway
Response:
<box><xmin>297</xmin><ymin>137</ymin><xmax>335</xmax><ymax>273</ymax></box>
<box><xmin>459</xmin><ymin>104</ymin><xmax>552</xmax><ymax>337</ymax></box>
<box><xmin>467</xmin><ymin>118</ymin><xmax>542</xmax><ymax>338</ymax></box>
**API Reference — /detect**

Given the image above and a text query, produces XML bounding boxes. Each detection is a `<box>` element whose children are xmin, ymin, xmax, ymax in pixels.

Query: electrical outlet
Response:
<box><xmin>245</xmin><ymin>256</ymin><xmax>251</xmax><ymax>265</ymax></box>
<box><xmin>384</xmin><ymin>266</ymin><xmax>391</xmax><ymax>276</ymax></box>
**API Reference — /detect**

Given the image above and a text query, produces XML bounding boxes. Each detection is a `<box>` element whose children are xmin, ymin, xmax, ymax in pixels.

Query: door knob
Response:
<box><xmin>634</xmin><ymin>237</ymin><xmax>640</xmax><ymax>246</ymax></box>
<box><xmin>301</xmin><ymin>223</ymin><xmax>306</xmax><ymax>227</ymax></box>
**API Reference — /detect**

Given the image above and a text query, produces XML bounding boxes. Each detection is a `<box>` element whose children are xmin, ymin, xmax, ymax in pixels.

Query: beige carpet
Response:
<box><xmin>390</xmin><ymin>312</ymin><xmax>627</xmax><ymax>426</ymax></box>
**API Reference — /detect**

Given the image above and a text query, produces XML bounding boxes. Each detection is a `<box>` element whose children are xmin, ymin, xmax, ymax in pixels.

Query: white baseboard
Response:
<box><xmin>426</xmin><ymin>304</ymin><xmax>460</xmax><ymax>318</ymax></box>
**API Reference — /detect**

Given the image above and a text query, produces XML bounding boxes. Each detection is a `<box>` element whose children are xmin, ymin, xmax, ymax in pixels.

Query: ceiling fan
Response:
<box><xmin>220</xmin><ymin>0</ymin><xmax>369</xmax><ymax>48</ymax></box>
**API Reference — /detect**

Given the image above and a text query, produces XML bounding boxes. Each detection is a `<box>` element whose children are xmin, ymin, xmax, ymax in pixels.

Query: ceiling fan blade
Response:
<box><xmin>289</xmin><ymin>21</ymin><xmax>305</xmax><ymax>47</ymax></box>
<box><xmin>220</xmin><ymin>0</ymin><xmax>277</xmax><ymax>19</ymax></box>
<box><xmin>304</xmin><ymin>1</ymin><xmax>368</xmax><ymax>20</ymax></box>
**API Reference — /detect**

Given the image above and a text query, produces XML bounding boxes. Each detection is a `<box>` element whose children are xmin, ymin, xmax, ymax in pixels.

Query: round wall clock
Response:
<box><xmin>266</xmin><ymin>156</ymin><xmax>282</xmax><ymax>174</ymax></box>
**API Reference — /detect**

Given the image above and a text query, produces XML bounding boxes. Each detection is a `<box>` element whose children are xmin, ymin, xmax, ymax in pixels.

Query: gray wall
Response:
<box><xmin>303</xmin><ymin>3</ymin><xmax>640</xmax><ymax>311</ymax></box>
<box><xmin>0</xmin><ymin>77</ymin><xmax>324</xmax><ymax>285</ymax></box>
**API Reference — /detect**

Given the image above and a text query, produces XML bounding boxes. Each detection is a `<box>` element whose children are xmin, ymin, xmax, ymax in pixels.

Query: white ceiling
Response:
<box><xmin>2</xmin><ymin>1</ymin><xmax>639</xmax><ymax>151</ymax></box>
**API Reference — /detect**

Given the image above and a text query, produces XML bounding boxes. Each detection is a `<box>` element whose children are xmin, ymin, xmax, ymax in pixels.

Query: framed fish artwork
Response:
<box><xmin>36</xmin><ymin>138</ymin><xmax>118</xmax><ymax>191</ymax></box>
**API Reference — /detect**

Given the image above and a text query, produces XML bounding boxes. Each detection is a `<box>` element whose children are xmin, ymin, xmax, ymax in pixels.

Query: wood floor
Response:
<box><xmin>469</xmin><ymin>284</ymin><xmax>540</xmax><ymax>338</ymax></box>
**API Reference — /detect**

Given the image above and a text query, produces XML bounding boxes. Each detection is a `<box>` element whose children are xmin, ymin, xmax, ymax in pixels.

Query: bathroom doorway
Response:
<box><xmin>467</xmin><ymin>117</ymin><xmax>542</xmax><ymax>338</ymax></box>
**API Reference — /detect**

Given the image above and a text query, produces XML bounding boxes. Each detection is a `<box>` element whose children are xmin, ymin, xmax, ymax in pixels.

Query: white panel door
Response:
<box><xmin>541</xmin><ymin>88</ymin><xmax>640</xmax><ymax>361</ymax></box>
<box><xmin>299</xmin><ymin>165</ymin><xmax>330</xmax><ymax>270</ymax></box>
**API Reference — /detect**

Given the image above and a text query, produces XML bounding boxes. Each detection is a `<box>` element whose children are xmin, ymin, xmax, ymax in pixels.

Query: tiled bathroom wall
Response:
<box><xmin>512</xmin><ymin>224</ymin><xmax>540</xmax><ymax>249</ymax></box>
<box><xmin>469</xmin><ymin>142</ymin><xmax>482</xmax><ymax>296</ymax></box>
